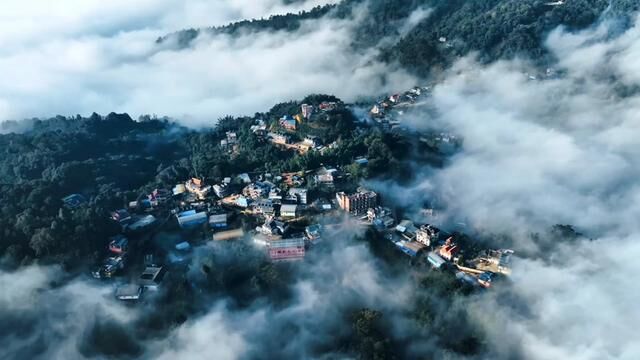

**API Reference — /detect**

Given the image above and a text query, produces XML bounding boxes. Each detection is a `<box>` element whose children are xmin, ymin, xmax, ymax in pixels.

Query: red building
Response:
<box><xmin>268</xmin><ymin>238</ymin><xmax>305</xmax><ymax>261</ymax></box>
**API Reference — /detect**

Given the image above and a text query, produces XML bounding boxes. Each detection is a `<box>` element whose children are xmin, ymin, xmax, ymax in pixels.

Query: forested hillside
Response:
<box><xmin>160</xmin><ymin>0</ymin><xmax>640</xmax><ymax>76</ymax></box>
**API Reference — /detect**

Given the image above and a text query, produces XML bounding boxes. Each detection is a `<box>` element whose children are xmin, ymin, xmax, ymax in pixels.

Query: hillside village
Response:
<box><xmin>72</xmin><ymin>87</ymin><xmax>514</xmax><ymax>302</ymax></box>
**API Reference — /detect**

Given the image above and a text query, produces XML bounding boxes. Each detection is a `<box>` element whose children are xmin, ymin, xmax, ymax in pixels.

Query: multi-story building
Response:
<box><xmin>301</xmin><ymin>104</ymin><xmax>314</xmax><ymax>119</ymax></box>
<box><xmin>336</xmin><ymin>189</ymin><xmax>378</xmax><ymax>216</ymax></box>
<box><xmin>416</xmin><ymin>224</ymin><xmax>440</xmax><ymax>247</ymax></box>
<box><xmin>288</xmin><ymin>188</ymin><xmax>308</xmax><ymax>204</ymax></box>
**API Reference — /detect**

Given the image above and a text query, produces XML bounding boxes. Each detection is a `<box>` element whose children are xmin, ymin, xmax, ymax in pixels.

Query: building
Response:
<box><xmin>305</xmin><ymin>224</ymin><xmax>322</xmax><ymax>242</ymax></box>
<box><xmin>319</xmin><ymin>101</ymin><xmax>338</xmax><ymax>111</ymax></box>
<box><xmin>115</xmin><ymin>284</ymin><xmax>142</xmax><ymax>301</ymax></box>
<box><xmin>279</xmin><ymin>116</ymin><xmax>297</xmax><ymax>131</ymax></box>
<box><xmin>396</xmin><ymin>220</ymin><xmax>418</xmax><ymax>240</ymax></box>
<box><xmin>139</xmin><ymin>266</ymin><xmax>166</xmax><ymax>290</ymax></box>
<box><xmin>438</xmin><ymin>237</ymin><xmax>459</xmax><ymax>261</ymax></box>
<box><xmin>336</xmin><ymin>189</ymin><xmax>378</xmax><ymax>216</ymax></box>
<box><xmin>127</xmin><ymin>214</ymin><xmax>157</xmax><ymax>232</ymax></box>
<box><xmin>212</xmin><ymin>228</ymin><xmax>244</xmax><ymax>241</ymax></box>
<box><xmin>92</xmin><ymin>256</ymin><xmax>125</xmax><ymax>279</ymax></box>
<box><xmin>301</xmin><ymin>104</ymin><xmax>314</xmax><ymax>119</ymax></box>
<box><xmin>238</xmin><ymin>173</ymin><xmax>252</xmax><ymax>184</ymax></box>
<box><xmin>176</xmin><ymin>210</ymin><xmax>208</xmax><ymax>229</ymax></box>
<box><xmin>252</xmin><ymin>200</ymin><xmax>275</xmax><ymax>216</ymax></box>
<box><xmin>416</xmin><ymin>224</ymin><xmax>440</xmax><ymax>247</ymax></box>
<box><xmin>395</xmin><ymin>241</ymin><xmax>426</xmax><ymax>257</ymax></box>
<box><xmin>268</xmin><ymin>132</ymin><xmax>290</xmax><ymax>145</ymax></box>
<box><xmin>470</xmin><ymin>249</ymin><xmax>514</xmax><ymax>275</ymax></box>
<box><xmin>288</xmin><ymin>188</ymin><xmax>308</xmax><ymax>204</ymax></box>
<box><xmin>173</xmin><ymin>184</ymin><xmax>186</xmax><ymax>196</ymax></box>
<box><xmin>62</xmin><ymin>194</ymin><xmax>87</xmax><ymax>209</ymax></box>
<box><xmin>110</xmin><ymin>209</ymin><xmax>132</xmax><ymax>225</ymax></box>
<box><xmin>243</xmin><ymin>182</ymin><xmax>273</xmax><ymax>200</ymax></box>
<box><xmin>185</xmin><ymin>178</ymin><xmax>212</xmax><ymax>199</ymax></box>
<box><xmin>280</xmin><ymin>204</ymin><xmax>298</xmax><ymax>218</ymax></box>
<box><xmin>213</xmin><ymin>183</ymin><xmax>234</xmax><ymax>198</ymax></box>
<box><xmin>268</xmin><ymin>237</ymin><xmax>305</xmax><ymax>261</ymax></box>
<box><xmin>303</xmin><ymin>135</ymin><xmax>321</xmax><ymax>148</ymax></box>
<box><xmin>208</xmin><ymin>213</ymin><xmax>228</xmax><ymax>229</ymax></box>
<box><xmin>427</xmin><ymin>251</ymin><xmax>446</xmax><ymax>269</ymax></box>
<box><xmin>315</xmin><ymin>167</ymin><xmax>338</xmax><ymax>185</ymax></box>
<box><xmin>108</xmin><ymin>235</ymin><xmax>129</xmax><ymax>254</ymax></box>
<box><xmin>256</xmin><ymin>216</ymin><xmax>288</xmax><ymax>236</ymax></box>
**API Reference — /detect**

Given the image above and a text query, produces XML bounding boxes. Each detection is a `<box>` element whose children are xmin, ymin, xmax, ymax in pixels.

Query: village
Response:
<box><xmin>62</xmin><ymin>87</ymin><xmax>513</xmax><ymax>303</ymax></box>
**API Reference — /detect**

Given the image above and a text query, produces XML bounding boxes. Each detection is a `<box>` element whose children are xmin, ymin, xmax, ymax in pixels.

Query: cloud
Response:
<box><xmin>372</xmin><ymin>15</ymin><xmax>640</xmax><ymax>359</ymax></box>
<box><xmin>0</xmin><ymin>265</ymin><xmax>141</xmax><ymax>359</ymax></box>
<box><xmin>0</xmin><ymin>0</ymin><xmax>414</xmax><ymax>127</ymax></box>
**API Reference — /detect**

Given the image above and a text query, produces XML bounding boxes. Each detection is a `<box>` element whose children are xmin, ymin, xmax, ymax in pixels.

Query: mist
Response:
<box><xmin>0</xmin><ymin>0</ymin><xmax>414</xmax><ymax>127</ymax></box>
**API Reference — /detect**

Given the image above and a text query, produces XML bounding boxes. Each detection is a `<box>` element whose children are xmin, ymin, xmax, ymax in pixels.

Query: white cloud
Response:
<box><xmin>0</xmin><ymin>0</ymin><xmax>414</xmax><ymax>127</ymax></box>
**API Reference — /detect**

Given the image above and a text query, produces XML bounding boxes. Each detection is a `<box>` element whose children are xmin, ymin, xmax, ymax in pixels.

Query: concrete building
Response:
<box><xmin>416</xmin><ymin>224</ymin><xmax>440</xmax><ymax>247</ymax></box>
<box><xmin>139</xmin><ymin>266</ymin><xmax>165</xmax><ymax>290</ymax></box>
<box><xmin>268</xmin><ymin>237</ymin><xmax>305</xmax><ymax>261</ymax></box>
<box><xmin>336</xmin><ymin>189</ymin><xmax>378</xmax><ymax>216</ymax></box>
<box><xmin>208</xmin><ymin>213</ymin><xmax>228</xmax><ymax>229</ymax></box>
<box><xmin>288</xmin><ymin>188</ymin><xmax>308</xmax><ymax>204</ymax></box>
<box><xmin>301</xmin><ymin>104</ymin><xmax>314</xmax><ymax>119</ymax></box>
<box><xmin>280</xmin><ymin>204</ymin><xmax>298</xmax><ymax>218</ymax></box>
<box><xmin>439</xmin><ymin>237</ymin><xmax>460</xmax><ymax>261</ymax></box>
<box><xmin>115</xmin><ymin>284</ymin><xmax>142</xmax><ymax>301</ymax></box>
<box><xmin>176</xmin><ymin>210</ymin><xmax>207</xmax><ymax>229</ymax></box>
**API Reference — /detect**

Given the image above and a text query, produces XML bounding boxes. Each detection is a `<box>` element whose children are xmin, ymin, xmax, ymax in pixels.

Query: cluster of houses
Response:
<box><xmin>332</xmin><ymin>187</ymin><xmax>514</xmax><ymax>289</ymax></box>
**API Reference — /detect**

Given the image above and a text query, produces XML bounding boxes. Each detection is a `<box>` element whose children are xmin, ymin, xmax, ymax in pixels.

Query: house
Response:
<box><xmin>389</xmin><ymin>94</ymin><xmax>401</xmax><ymax>103</ymax></box>
<box><xmin>252</xmin><ymin>200</ymin><xmax>275</xmax><ymax>216</ymax></box>
<box><xmin>168</xmin><ymin>242</ymin><xmax>192</xmax><ymax>264</ymax></box>
<box><xmin>318</xmin><ymin>101</ymin><xmax>338</xmax><ymax>111</ymax></box>
<box><xmin>301</xmin><ymin>104</ymin><xmax>314</xmax><ymax>119</ymax></box>
<box><xmin>469</xmin><ymin>249</ymin><xmax>514</xmax><ymax>275</ymax></box>
<box><xmin>336</xmin><ymin>189</ymin><xmax>378</xmax><ymax>216</ymax></box>
<box><xmin>115</xmin><ymin>284</ymin><xmax>142</xmax><ymax>301</ymax></box>
<box><xmin>315</xmin><ymin>167</ymin><xmax>338</xmax><ymax>185</ymax></box>
<box><xmin>268</xmin><ymin>132</ymin><xmax>290</xmax><ymax>145</ymax></box>
<box><xmin>92</xmin><ymin>256</ymin><xmax>125</xmax><ymax>279</ymax></box>
<box><xmin>110</xmin><ymin>209</ymin><xmax>132</xmax><ymax>225</ymax></box>
<box><xmin>396</xmin><ymin>220</ymin><xmax>418</xmax><ymax>240</ymax></box>
<box><xmin>268</xmin><ymin>237</ymin><xmax>305</xmax><ymax>261</ymax></box>
<box><xmin>288</xmin><ymin>188</ymin><xmax>308</xmax><ymax>204</ymax></box>
<box><xmin>213</xmin><ymin>183</ymin><xmax>234</xmax><ymax>198</ymax></box>
<box><xmin>256</xmin><ymin>216</ymin><xmax>288</xmax><ymax>236</ymax></box>
<box><xmin>416</xmin><ymin>224</ymin><xmax>440</xmax><ymax>247</ymax></box>
<box><xmin>139</xmin><ymin>266</ymin><xmax>166</xmax><ymax>290</ymax></box>
<box><xmin>176</xmin><ymin>210</ymin><xmax>208</xmax><ymax>229</ymax></box>
<box><xmin>243</xmin><ymin>182</ymin><xmax>273</xmax><ymax>200</ymax></box>
<box><xmin>208</xmin><ymin>213</ymin><xmax>228</xmax><ymax>229</ymax></box>
<box><xmin>427</xmin><ymin>251</ymin><xmax>446</xmax><ymax>269</ymax></box>
<box><xmin>280</xmin><ymin>204</ymin><xmax>298</xmax><ymax>218</ymax></box>
<box><xmin>303</xmin><ymin>135</ymin><xmax>321</xmax><ymax>148</ymax></box>
<box><xmin>62</xmin><ymin>194</ymin><xmax>87</xmax><ymax>209</ymax></box>
<box><xmin>279</xmin><ymin>116</ymin><xmax>297</xmax><ymax>131</ymax></box>
<box><xmin>185</xmin><ymin>178</ymin><xmax>211</xmax><ymax>199</ymax></box>
<box><xmin>305</xmin><ymin>224</ymin><xmax>322</xmax><ymax>242</ymax></box>
<box><xmin>268</xmin><ymin>188</ymin><xmax>283</xmax><ymax>202</ymax></box>
<box><xmin>395</xmin><ymin>240</ymin><xmax>425</xmax><ymax>257</ymax></box>
<box><xmin>108</xmin><ymin>235</ymin><xmax>129</xmax><ymax>254</ymax></box>
<box><xmin>212</xmin><ymin>228</ymin><xmax>244</xmax><ymax>241</ymax></box>
<box><xmin>173</xmin><ymin>184</ymin><xmax>186</xmax><ymax>196</ymax></box>
<box><xmin>127</xmin><ymin>214</ymin><xmax>157</xmax><ymax>232</ymax></box>
<box><xmin>370</xmin><ymin>104</ymin><xmax>384</xmax><ymax>116</ymax></box>
<box><xmin>238</xmin><ymin>173</ymin><xmax>252</xmax><ymax>184</ymax></box>
<box><xmin>438</xmin><ymin>237</ymin><xmax>460</xmax><ymax>261</ymax></box>
<box><xmin>281</xmin><ymin>172</ymin><xmax>305</xmax><ymax>187</ymax></box>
